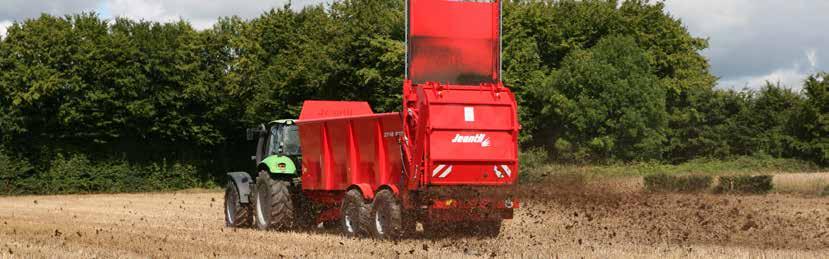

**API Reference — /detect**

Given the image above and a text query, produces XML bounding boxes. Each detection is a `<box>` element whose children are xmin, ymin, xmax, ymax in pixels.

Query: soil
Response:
<box><xmin>1</xmin><ymin>180</ymin><xmax>828</xmax><ymax>258</ymax></box>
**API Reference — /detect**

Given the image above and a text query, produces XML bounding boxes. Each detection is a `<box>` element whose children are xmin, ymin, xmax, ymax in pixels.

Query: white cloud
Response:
<box><xmin>719</xmin><ymin>66</ymin><xmax>808</xmax><ymax>90</ymax></box>
<box><xmin>665</xmin><ymin>0</ymin><xmax>751</xmax><ymax>37</ymax></box>
<box><xmin>0</xmin><ymin>0</ymin><xmax>333</xmax><ymax>34</ymax></box>
<box><xmin>721</xmin><ymin>49</ymin><xmax>823</xmax><ymax>90</ymax></box>
<box><xmin>102</xmin><ymin>0</ymin><xmax>328</xmax><ymax>30</ymax></box>
<box><xmin>664</xmin><ymin>0</ymin><xmax>829</xmax><ymax>90</ymax></box>
<box><xmin>807</xmin><ymin>49</ymin><xmax>818</xmax><ymax>68</ymax></box>
<box><xmin>0</xmin><ymin>20</ymin><xmax>12</xmax><ymax>39</ymax></box>
<box><xmin>0</xmin><ymin>0</ymin><xmax>99</xmax><ymax>21</ymax></box>
<box><xmin>106</xmin><ymin>0</ymin><xmax>168</xmax><ymax>21</ymax></box>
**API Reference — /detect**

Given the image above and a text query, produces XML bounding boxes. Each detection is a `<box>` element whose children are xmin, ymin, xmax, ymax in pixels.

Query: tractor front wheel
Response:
<box><xmin>254</xmin><ymin>173</ymin><xmax>295</xmax><ymax>230</ymax></box>
<box><xmin>224</xmin><ymin>181</ymin><xmax>252</xmax><ymax>228</ymax></box>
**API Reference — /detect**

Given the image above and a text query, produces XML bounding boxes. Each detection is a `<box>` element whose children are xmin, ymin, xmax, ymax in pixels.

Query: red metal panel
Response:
<box><xmin>297</xmin><ymin>123</ymin><xmax>323</xmax><ymax>190</ymax></box>
<box><xmin>298</xmin><ymin>100</ymin><xmax>373</xmax><ymax>120</ymax></box>
<box><xmin>429</xmin><ymin>131</ymin><xmax>514</xmax><ymax>161</ymax></box>
<box><xmin>413</xmin><ymin>85</ymin><xmax>520</xmax><ymax>186</ymax></box>
<box><xmin>429</xmin><ymin>104</ymin><xmax>514</xmax><ymax>131</ymax></box>
<box><xmin>326</xmin><ymin>120</ymin><xmax>349</xmax><ymax>190</ymax></box>
<box><xmin>408</xmin><ymin>0</ymin><xmax>501</xmax><ymax>85</ymax></box>
<box><xmin>297</xmin><ymin>103</ymin><xmax>403</xmax><ymax>202</ymax></box>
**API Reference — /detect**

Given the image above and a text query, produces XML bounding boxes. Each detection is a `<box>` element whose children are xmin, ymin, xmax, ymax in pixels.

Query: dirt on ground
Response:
<box><xmin>1</xmin><ymin>179</ymin><xmax>828</xmax><ymax>258</ymax></box>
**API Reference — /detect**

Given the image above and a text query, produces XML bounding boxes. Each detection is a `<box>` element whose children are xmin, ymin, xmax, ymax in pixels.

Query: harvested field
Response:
<box><xmin>1</xmin><ymin>177</ymin><xmax>828</xmax><ymax>258</ymax></box>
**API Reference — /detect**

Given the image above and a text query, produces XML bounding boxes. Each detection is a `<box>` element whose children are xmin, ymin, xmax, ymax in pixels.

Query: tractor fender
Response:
<box><xmin>258</xmin><ymin>155</ymin><xmax>297</xmax><ymax>175</ymax></box>
<box><xmin>348</xmin><ymin>184</ymin><xmax>375</xmax><ymax>201</ymax></box>
<box><xmin>227</xmin><ymin>172</ymin><xmax>253</xmax><ymax>204</ymax></box>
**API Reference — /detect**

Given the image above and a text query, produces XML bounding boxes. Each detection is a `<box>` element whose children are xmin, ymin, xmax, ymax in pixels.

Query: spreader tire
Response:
<box><xmin>224</xmin><ymin>181</ymin><xmax>252</xmax><ymax>228</ymax></box>
<box><xmin>370</xmin><ymin>190</ymin><xmax>403</xmax><ymax>239</ymax></box>
<box><xmin>341</xmin><ymin>189</ymin><xmax>370</xmax><ymax>236</ymax></box>
<box><xmin>254</xmin><ymin>173</ymin><xmax>295</xmax><ymax>230</ymax></box>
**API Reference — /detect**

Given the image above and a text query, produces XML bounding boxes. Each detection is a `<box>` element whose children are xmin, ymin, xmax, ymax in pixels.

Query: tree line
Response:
<box><xmin>0</xmin><ymin>0</ymin><xmax>826</xmax><ymax>194</ymax></box>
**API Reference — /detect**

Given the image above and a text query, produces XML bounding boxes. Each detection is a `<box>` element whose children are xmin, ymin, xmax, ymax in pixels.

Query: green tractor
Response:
<box><xmin>224</xmin><ymin>119</ymin><xmax>306</xmax><ymax>230</ymax></box>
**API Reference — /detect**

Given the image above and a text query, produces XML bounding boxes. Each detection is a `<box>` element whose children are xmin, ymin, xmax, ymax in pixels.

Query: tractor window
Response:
<box><xmin>282</xmin><ymin>125</ymin><xmax>301</xmax><ymax>156</ymax></box>
<box><xmin>268</xmin><ymin>126</ymin><xmax>281</xmax><ymax>155</ymax></box>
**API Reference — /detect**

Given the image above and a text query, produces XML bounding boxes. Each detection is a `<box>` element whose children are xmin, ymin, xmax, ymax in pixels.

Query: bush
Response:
<box><xmin>36</xmin><ymin>154</ymin><xmax>203</xmax><ymax>194</ymax></box>
<box><xmin>821</xmin><ymin>185</ymin><xmax>829</xmax><ymax>197</ymax></box>
<box><xmin>644</xmin><ymin>174</ymin><xmax>712</xmax><ymax>193</ymax></box>
<box><xmin>143</xmin><ymin>162</ymin><xmax>201</xmax><ymax>191</ymax></box>
<box><xmin>714</xmin><ymin>175</ymin><xmax>774</xmax><ymax>194</ymax></box>
<box><xmin>519</xmin><ymin>147</ymin><xmax>549</xmax><ymax>183</ymax></box>
<box><xmin>0</xmin><ymin>147</ymin><xmax>34</xmax><ymax>194</ymax></box>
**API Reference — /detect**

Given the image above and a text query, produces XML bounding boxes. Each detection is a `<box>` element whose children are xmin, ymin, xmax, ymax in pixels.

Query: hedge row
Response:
<box><xmin>1</xmin><ymin>150</ymin><xmax>209</xmax><ymax>195</ymax></box>
<box><xmin>643</xmin><ymin>174</ymin><xmax>713</xmax><ymax>193</ymax></box>
<box><xmin>713</xmin><ymin>175</ymin><xmax>774</xmax><ymax>194</ymax></box>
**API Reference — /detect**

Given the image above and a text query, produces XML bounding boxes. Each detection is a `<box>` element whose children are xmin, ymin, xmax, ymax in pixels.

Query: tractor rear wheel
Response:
<box><xmin>341</xmin><ymin>189</ymin><xmax>369</xmax><ymax>236</ymax></box>
<box><xmin>254</xmin><ymin>173</ymin><xmax>295</xmax><ymax>230</ymax></box>
<box><xmin>224</xmin><ymin>181</ymin><xmax>252</xmax><ymax>228</ymax></box>
<box><xmin>370</xmin><ymin>190</ymin><xmax>403</xmax><ymax>239</ymax></box>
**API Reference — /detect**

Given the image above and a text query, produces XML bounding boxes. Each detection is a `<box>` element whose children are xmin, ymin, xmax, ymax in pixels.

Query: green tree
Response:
<box><xmin>745</xmin><ymin>83</ymin><xmax>803</xmax><ymax>157</ymax></box>
<box><xmin>789</xmin><ymin>73</ymin><xmax>829</xmax><ymax>165</ymax></box>
<box><xmin>666</xmin><ymin>88</ymin><xmax>750</xmax><ymax>160</ymax></box>
<box><xmin>533</xmin><ymin>35</ymin><xmax>667</xmax><ymax>161</ymax></box>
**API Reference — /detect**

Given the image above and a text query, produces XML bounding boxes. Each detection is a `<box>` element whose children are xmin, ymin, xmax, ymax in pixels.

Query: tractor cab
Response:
<box><xmin>247</xmin><ymin>119</ymin><xmax>302</xmax><ymax>178</ymax></box>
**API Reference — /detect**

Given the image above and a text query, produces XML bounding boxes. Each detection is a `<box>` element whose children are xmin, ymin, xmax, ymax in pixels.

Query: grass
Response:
<box><xmin>521</xmin><ymin>156</ymin><xmax>827</xmax><ymax>195</ymax></box>
<box><xmin>773</xmin><ymin>173</ymin><xmax>829</xmax><ymax>195</ymax></box>
<box><xmin>522</xmin><ymin>156</ymin><xmax>821</xmax><ymax>182</ymax></box>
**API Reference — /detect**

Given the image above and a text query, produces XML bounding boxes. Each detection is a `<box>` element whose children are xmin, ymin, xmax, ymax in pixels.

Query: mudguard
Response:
<box><xmin>227</xmin><ymin>172</ymin><xmax>253</xmax><ymax>204</ymax></box>
<box><xmin>258</xmin><ymin>155</ymin><xmax>297</xmax><ymax>175</ymax></box>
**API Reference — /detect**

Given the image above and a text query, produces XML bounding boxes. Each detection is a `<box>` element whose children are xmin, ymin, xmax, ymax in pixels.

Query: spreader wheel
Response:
<box><xmin>224</xmin><ymin>181</ymin><xmax>252</xmax><ymax>228</ymax></box>
<box><xmin>254</xmin><ymin>173</ymin><xmax>295</xmax><ymax>230</ymax></box>
<box><xmin>370</xmin><ymin>190</ymin><xmax>403</xmax><ymax>239</ymax></box>
<box><xmin>341</xmin><ymin>189</ymin><xmax>370</xmax><ymax>236</ymax></box>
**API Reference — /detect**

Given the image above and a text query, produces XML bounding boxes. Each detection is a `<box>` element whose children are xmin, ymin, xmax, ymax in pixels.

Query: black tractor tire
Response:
<box><xmin>254</xmin><ymin>173</ymin><xmax>295</xmax><ymax>230</ymax></box>
<box><xmin>341</xmin><ymin>189</ymin><xmax>370</xmax><ymax>236</ymax></box>
<box><xmin>224</xmin><ymin>181</ymin><xmax>252</xmax><ymax>228</ymax></box>
<box><xmin>370</xmin><ymin>190</ymin><xmax>404</xmax><ymax>239</ymax></box>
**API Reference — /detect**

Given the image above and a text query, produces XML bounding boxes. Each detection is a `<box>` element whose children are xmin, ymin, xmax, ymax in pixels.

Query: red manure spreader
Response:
<box><xmin>225</xmin><ymin>0</ymin><xmax>519</xmax><ymax>238</ymax></box>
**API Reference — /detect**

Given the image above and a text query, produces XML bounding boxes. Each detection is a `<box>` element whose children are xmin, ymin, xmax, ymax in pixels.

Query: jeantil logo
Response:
<box><xmin>451</xmin><ymin>134</ymin><xmax>490</xmax><ymax>147</ymax></box>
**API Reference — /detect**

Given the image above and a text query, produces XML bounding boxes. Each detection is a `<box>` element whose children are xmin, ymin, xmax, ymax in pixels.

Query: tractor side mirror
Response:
<box><xmin>246</xmin><ymin>128</ymin><xmax>258</xmax><ymax>141</ymax></box>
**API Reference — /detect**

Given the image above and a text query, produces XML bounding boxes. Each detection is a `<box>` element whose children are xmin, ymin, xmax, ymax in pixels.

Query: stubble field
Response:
<box><xmin>1</xmin><ymin>174</ymin><xmax>828</xmax><ymax>258</ymax></box>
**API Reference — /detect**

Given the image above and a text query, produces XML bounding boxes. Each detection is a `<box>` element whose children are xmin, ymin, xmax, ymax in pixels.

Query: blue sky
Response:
<box><xmin>0</xmin><ymin>0</ymin><xmax>826</xmax><ymax>90</ymax></box>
